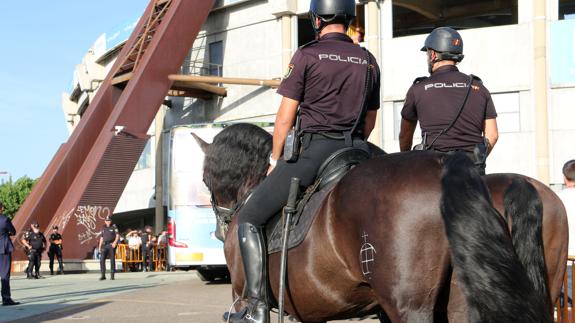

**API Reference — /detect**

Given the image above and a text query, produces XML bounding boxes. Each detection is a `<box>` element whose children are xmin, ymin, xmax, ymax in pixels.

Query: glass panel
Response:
<box><xmin>209</xmin><ymin>41</ymin><xmax>223</xmax><ymax>77</ymax></box>
<box><xmin>135</xmin><ymin>139</ymin><xmax>152</xmax><ymax>170</ymax></box>
<box><xmin>560</xmin><ymin>0</ymin><xmax>575</xmax><ymax>20</ymax></box>
<box><xmin>393</xmin><ymin>0</ymin><xmax>518</xmax><ymax>37</ymax></box>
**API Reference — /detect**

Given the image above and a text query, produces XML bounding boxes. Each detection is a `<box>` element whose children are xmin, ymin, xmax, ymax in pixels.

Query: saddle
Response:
<box><xmin>266</xmin><ymin>147</ymin><xmax>371</xmax><ymax>254</ymax></box>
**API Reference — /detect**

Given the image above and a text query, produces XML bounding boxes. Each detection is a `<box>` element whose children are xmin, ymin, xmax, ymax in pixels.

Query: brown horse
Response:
<box><xmin>195</xmin><ymin>123</ymin><xmax>567</xmax><ymax>323</ymax></box>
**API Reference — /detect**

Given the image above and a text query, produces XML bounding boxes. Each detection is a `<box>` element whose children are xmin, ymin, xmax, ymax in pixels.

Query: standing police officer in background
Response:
<box><xmin>21</xmin><ymin>221</ymin><xmax>46</xmax><ymax>279</ymax></box>
<box><xmin>229</xmin><ymin>0</ymin><xmax>380</xmax><ymax>322</ymax></box>
<box><xmin>399</xmin><ymin>27</ymin><xmax>499</xmax><ymax>175</ymax></box>
<box><xmin>98</xmin><ymin>216</ymin><xmax>119</xmax><ymax>280</ymax></box>
<box><xmin>48</xmin><ymin>225</ymin><xmax>64</xmax><ymax>275</ymax></box>
<box><xmin>0</xmin><ymin>201</ymin><xmax>19</xmax><ymax>306</ymax></box>
<box><xmin>141</xmin><ymin>225</ymin><xmax>153</xmax><ymax>272</ymax></box>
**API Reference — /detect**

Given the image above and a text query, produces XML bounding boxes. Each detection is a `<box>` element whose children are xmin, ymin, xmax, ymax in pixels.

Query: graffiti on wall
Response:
<box><xmin>57</xmin><ymin>207</ymin><xmax>74</xmax><ymax>231</ymax></box>
<box><xmin>73</xmin><ymin>205</ymin><xmax>112</xmax><ymax>245</ymax></box>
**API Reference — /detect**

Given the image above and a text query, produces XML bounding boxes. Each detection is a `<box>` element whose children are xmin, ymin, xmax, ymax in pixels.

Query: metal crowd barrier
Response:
<box><xmin>556</xmin><ymin>256</ymin><xmax>575</xmax><ymax>323</ymax></box>
<box><xmin>115</xmin><ymin>244</ymin><xmax>167</xmax><ymax>272</ymax></box>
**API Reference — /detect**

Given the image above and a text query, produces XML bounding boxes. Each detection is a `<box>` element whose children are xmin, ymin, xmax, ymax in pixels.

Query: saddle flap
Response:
<box><xmin>316</xmin><ymin>147</ymin><xmax>370</xmax><ymax>190</ymax></box>
<box><xmin>266</xmin><ymin>148</ymin><xmax>370</xmax><ymax>254</ymax></box>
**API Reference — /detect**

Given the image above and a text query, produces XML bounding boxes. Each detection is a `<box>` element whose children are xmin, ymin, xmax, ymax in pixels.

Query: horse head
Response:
<box><xmin>193</xmin><ymin>124</ymin><xmax>272</xmax><ymax>241</ymax></box>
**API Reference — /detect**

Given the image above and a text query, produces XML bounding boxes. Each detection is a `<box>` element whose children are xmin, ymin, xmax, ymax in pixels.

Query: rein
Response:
<box><xmin>209</xmin><ymin>184</ymin><xmax>252</xmax><ymax>233</ymax></box>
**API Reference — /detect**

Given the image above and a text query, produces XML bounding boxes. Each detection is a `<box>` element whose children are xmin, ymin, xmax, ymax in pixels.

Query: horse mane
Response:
<box><xmin>203</xmin><ymin>123</ymin><xmax>272</xmax><ymax>205</ymax></box>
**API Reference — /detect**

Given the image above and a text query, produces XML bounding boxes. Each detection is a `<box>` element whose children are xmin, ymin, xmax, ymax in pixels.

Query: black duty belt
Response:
<box><xmin>306</xmin><ymin>132</ymin><xmax>363</xmax><ymax>141</ymax></box>
<box><xmin>431</xmin><ymin>148</ymin><xmax>473</xmax><ymax>154</ymax></box>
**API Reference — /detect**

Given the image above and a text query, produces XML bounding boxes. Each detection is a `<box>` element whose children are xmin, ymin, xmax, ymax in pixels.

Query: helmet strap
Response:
<box><xmin>310</xmin><ymin>12</ymin><xmax>352</xmax><ymax>36</ymax></box>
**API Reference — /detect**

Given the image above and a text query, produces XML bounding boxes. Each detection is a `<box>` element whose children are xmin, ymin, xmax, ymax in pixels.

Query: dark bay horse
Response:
<box><xmin>195</xmin><ymin>123</ymin><xmax>567</xmax><ymax>323</ymax></box>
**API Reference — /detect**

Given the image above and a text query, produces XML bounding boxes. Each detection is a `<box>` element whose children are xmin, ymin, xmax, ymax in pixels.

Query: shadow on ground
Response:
<box><xmin>6</xmin><ymin>302</ymin><xmax>109</xmax><ymax>323</ymax></box>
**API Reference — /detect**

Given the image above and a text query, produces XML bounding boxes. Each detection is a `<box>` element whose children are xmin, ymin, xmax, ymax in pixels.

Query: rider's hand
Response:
<box><xmin>267</xmin><ymin>155</ymin><xmax>277</xmax><ymax>175</ymax></box>
<box><xmin>267</xmin><ymin>164</ymin><xmax>275</xmax><ymax>175</ymax></box>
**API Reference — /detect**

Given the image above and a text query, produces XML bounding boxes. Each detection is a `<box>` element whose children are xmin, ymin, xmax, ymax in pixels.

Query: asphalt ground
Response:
<box><xmin>1</xmin><ymin>271</ymin><xmax>379</xmax><ymax>323</ymax></box>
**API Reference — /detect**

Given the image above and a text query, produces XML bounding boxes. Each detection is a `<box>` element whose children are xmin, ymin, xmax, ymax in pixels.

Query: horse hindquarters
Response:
<box><xmin>440</xmin><ymin>153</ymin><xmax>551</xmax><ymax>323</ymax></box>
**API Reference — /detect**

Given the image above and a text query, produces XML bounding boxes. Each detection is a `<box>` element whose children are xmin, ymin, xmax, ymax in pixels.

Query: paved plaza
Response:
<box><xmin>1</xmin><ymin>271</ymin><xmax>379</xmax><ymax>323</ymax></box>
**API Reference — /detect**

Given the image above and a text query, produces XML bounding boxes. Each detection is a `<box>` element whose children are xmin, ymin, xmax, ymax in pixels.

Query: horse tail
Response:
<box><xmin>503</xmin><ymin>177</ymin><xmax>551</xmax><ymax>313</ymax></box>
<box><xmin>440</xmin><ymin>152</ymin><xmax>551</xmax><ymax>323</ymax></box>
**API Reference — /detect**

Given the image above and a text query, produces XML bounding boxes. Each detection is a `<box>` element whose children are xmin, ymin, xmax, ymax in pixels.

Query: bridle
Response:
<box><xmin>208</xmin><ymin>180</ymin><xmax>252</xmax><ymax>236</ymax></box>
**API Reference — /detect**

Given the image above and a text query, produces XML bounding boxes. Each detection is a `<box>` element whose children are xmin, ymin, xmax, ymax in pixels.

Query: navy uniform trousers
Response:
<box><xmin>100</xmin><ymin>244</ymin><xmax>116</xmax><ymax>275</ymax></box>
<box><xmin>238</xmin><ymin>135</ymin><xmax>368</xmax><ymax>226</ymax></box>
<box><xmin>1</xmin><ymin>253</ymin><xmax>12</xmax><ymax>301</ymax></box>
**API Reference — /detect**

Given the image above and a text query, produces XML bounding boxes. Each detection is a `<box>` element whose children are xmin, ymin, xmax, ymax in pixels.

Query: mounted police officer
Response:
<box><xmin>399</xmin><ymin>27</ymin><xmax>499</xmax><ymax>175</ymax></box>
<box><xmin>98</xmin><ymin>216</ymin><xmax>119</xmax><ymax>281</ymax></box>
<box><xmin>21</xmin><ymin>221</ymin><xmax>46</xmax><ymax>279</ymax></box>
<box><xmin>228</xmin><ymin>0</ymin><xmax>380</xmax><ymax>322</ymax></box>
<box><xmin>48</xmin><ymin>225</ymin><xmax>64</xmax><ymax>275</ymax></box>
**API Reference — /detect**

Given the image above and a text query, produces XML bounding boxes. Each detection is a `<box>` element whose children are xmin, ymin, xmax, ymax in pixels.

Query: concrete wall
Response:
<box><xmin>166</xmin><ymin>1</ymin><xmax>284</xmax><ymax>127</ymax></box>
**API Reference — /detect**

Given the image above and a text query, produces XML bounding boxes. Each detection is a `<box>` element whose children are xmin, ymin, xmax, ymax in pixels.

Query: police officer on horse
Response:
<box><xmin>399</xmin><ymin>27</ymin><xmax>499</xmax><ymax>175</ymax></box>
<box><xmin>228</xmin><ymin>0</ymin><xmax>381</xmax><ymax>322</ymax></box>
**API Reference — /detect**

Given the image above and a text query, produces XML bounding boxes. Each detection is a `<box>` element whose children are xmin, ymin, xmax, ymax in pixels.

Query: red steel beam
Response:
<box><xmin>13</xmin><ymin>0</ymin><xmax>214</xmax><ymax>260</ymax></box>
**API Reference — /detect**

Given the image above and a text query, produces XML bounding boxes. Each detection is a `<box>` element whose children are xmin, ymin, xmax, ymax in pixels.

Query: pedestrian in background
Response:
<box><xmin>559</xmin><ymin>160</ymin><xmax>575</xmax><ymax>254</ymax></box>
<box><xmin>98</xmin><ymin>216</ymin><xmax>119</xmax><ymax>280</ymax></box>
<box><xmin>48</xmin><ymin>225</ymin><xmax>64</xmax><ymax>275</ymax></box>
<box><xmin>0</xmin><ymin>201</ymin><xmax>19</xmax><ymax>306</ymax></box>
<box><xmin>21</xmin><ymin>221</ymin><xmax>46</xmax><ymax>279</ymax></box>
<box><xmin>141</xmin><ymin>225</ymin><xmax>153</xmax><ymax>272</ymax></box>
<box><xmin>559</xmin><ymin>159</ymin><xmax>575</xmax><ymax>305</ymax></box>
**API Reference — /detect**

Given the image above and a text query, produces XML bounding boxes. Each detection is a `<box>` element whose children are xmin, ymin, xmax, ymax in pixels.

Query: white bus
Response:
<box><xmin>166</xmin><ymin>125</ymin><xmax>229</xmax><ymax>281</ymax></box>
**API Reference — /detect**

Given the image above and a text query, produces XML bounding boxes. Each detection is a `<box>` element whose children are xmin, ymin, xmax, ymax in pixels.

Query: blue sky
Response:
<box><xmin>0</xmin><ymin>1</ymin><xmax>148</xmax><ymax>181</ymax></box>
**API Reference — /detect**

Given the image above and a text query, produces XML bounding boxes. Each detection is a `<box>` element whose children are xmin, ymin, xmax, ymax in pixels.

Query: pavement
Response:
<box><xmin>1</xmin><ymin>271</ymin><xmax>379</xmax><ymax>323</ymax></box>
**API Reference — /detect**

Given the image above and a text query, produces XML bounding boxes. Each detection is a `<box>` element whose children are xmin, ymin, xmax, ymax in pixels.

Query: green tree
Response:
<box><xmin>0</xmin><ymin>176</ymin><xmax>37</xmax><ymax>220</ymax></box>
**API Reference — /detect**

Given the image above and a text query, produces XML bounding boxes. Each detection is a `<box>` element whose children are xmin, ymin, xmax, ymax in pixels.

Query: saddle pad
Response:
<box><xmin>266</xmin><ymin>181</ymin><xmax>337</xmax><ymax>254</ymax></box>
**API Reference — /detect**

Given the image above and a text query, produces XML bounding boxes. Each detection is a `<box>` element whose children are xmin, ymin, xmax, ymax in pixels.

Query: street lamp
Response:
<box><xmin>0</xmin><ymin>171</ymin><xmax>10</xmax><ymax>184</ymax></box>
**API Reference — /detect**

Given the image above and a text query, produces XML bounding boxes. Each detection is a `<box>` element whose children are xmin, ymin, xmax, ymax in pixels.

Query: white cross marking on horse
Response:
<box><xmin>360</xmin><ymin>232</ymin><xmax>377</xmax><ymax>278</ymax></box>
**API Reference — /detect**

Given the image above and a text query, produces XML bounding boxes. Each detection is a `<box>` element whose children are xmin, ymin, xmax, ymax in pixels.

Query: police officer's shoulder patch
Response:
<box><xmin>413</xmin><ymin>76</ymin><xmax>428</xmax><ymax>85</ymax></box>
<box><xmin>283</xmin><ymin>63</ymin><xmax>294</xmax><ymax>80</ymax></box>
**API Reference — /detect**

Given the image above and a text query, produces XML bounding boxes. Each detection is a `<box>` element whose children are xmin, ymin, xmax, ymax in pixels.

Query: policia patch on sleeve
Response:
<box><xmin>283</xmin><ymin>64</ymin><xmax>294</xmax><ymax>80</ymax></box>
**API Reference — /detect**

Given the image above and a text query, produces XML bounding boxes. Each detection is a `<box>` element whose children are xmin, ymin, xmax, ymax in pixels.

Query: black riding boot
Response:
<box><xmin>229</xmin><ymin>223</ymin><xmax>269</xmax><ymax>323</ymax></box>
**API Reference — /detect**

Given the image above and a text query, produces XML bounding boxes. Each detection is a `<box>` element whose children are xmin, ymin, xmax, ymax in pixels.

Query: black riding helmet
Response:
<box><xmin>421</xmin><ymin>27</ymin><xmax>464</xmax><ymax>63</ymax></box>
<box><xmin>309</xmin><ymin>0</ymin><xmax>356</xmax><ymax>34</ymax></box>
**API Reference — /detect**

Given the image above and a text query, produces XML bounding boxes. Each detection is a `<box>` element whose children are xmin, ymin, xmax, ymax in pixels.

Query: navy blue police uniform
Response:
<box><xmin>401</xmin><ymin>65</ymin><xmax>497</xmax><ymax>174</ymax></box>
<box><xmin>0</xmin><ymin>213</ymin><xmax>19</xmax><ymax>305</ymax></box>
<box><xmin>237</xmin><ymin>33</ymin><xmax>380</xmax><ymax>226</ymax></box>
<box><xmin>22</xmin><ymin>230</ymin><xmax>32</xmax><ymax>278</ymax></box>
<box><xmin>99</xmin><ymin>223</ymin><xmax>119</xmax><ymax>280</ymax></box>
<box><xmin>48</xmin><ymin>231</ymin><xmax>64</xmax><ymax>275</ymax></box>
<box><xmin>25</xmin><ymin>229</ymin><xmax>46</xmax><ymax>279</ymax></box>
<box><xmin>140</xmin><ymin>231</ymin><xmax>153</xmax><ymax>272</ymax></box>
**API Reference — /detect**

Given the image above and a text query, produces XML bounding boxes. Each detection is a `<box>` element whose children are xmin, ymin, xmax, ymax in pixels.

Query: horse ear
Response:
<box><xmin>191</xmin><ymin>132</ymin><xmax>210</xmax><ymax>154</ymax></box>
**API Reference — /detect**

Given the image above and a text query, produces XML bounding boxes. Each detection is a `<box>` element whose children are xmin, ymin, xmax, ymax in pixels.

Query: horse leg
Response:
<box><xmin>445</xmin><ymin>272</ymin><xmax>468</xmax><ymax>323</ymax></box>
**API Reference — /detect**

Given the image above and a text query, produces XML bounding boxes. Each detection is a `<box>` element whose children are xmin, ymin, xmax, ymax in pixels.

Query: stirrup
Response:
<box><xmin>228</xmin><ymin>300</ymin><xmax>269</xmax><ymax>323</ymax></box>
